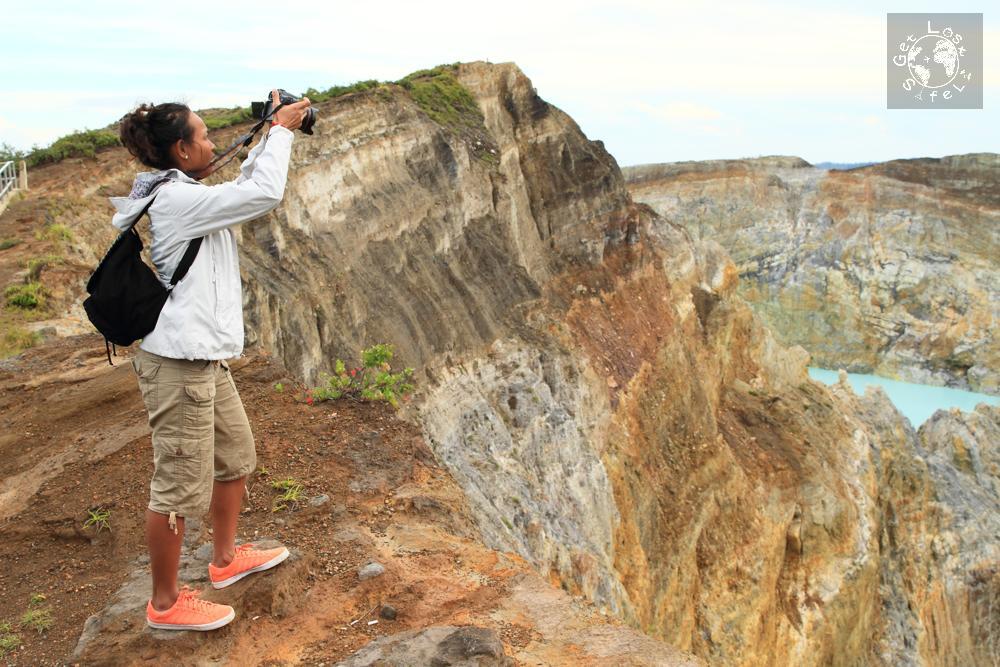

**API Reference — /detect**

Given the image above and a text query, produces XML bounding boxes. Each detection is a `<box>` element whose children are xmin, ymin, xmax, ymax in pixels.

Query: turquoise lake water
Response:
<box><xmin>807</xmin><ymin>367</ymin><xmax>999</xmax><ymax>429</ymax></box>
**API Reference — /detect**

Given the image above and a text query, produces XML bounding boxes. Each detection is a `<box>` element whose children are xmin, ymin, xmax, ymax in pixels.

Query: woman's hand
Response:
<box><xmin>271</xmin><ymin>89</ymin><xmax>311</xmax><ymax>130</ymax></box>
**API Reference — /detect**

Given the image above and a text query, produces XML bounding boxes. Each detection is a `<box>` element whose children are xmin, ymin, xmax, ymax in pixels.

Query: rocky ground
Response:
<box><xmin>0</xmin><ymin>335</ymin><xmax>701</xmax><ymax>666</ymax></box>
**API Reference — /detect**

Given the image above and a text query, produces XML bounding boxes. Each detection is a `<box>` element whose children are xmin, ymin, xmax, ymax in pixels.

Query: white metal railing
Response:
<box><xmin>0</xmin><ymin>161</ymin><xmax>17</xmax><ymax>200</ymax></box>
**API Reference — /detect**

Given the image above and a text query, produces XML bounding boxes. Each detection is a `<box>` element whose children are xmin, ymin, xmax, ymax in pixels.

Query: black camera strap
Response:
<box><xmin>194</xmin><ymin>103</ymin><xmax>286</xmax><ymax>178</ymax></box>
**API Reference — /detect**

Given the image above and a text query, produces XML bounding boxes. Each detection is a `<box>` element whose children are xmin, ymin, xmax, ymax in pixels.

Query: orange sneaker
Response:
<box><xmin>208</xmin><ymin>543</ymin><xmax>290</xmax><ymax>589</ymax></box>
<box><xmin>146</xmin><ymin>586</ymin><xmax>235</xmax><ymax>631</ymax></box>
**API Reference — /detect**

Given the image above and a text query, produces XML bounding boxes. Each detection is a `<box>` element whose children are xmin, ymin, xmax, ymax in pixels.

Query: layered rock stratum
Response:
<box><xmin>0</xmin><ymin>61</ymin><xmax>996</xmax><ymax>665</ymax></box>
<box><xmin>622</xmin><ymin>155</ymin><xmax>1000</xmax><ymax>396</ymax></box>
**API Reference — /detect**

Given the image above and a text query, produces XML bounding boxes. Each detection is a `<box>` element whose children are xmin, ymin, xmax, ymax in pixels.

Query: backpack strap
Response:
<box><xmin>126</xmin><ymin>176</ymin><xmax>204</xmax><ymax>287</ymax></box>
<box><xmin>169</xmin><ymin>236</ymin><xmax>203</xmax><ymax>288</ymax></box>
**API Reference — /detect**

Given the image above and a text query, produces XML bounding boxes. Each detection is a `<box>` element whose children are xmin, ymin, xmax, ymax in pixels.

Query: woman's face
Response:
<box><xmin>172</xmin><ymin>112</ymin><xmax>216</xmax><ymax>178</ymax></box>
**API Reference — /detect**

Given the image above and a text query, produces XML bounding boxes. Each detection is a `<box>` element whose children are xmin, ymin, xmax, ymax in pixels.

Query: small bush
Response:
<box><xmin>309</xmin><ymin>343</ymin><xmax>415</xmax><ymax>407</ymax></box>
<box><xmin>26</xmin><ymin>129</ymin><xmax>120</xmax><ymax>167</ymax></box>
<box><xmin>0</xmin><ymin>142</ymin><xmax>27</xmax><ymax>163</ymax></box>
<box><xmin>5</xmin><ymin>282</ymin><xmax>47</xmax><ymax>310</ymax></box>
<box><xmin>274</xmin><ymin>382</ymin><xmax>284</xmax><ymax>393</ymax></box>
<box><xmin>0</xmin><ymin>238</ymin><xmax>20</xmax><ymax>250</ymax></box>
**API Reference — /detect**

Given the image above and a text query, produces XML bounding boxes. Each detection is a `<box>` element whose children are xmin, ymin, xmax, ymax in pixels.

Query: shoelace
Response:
<box><xmin>232</xmin><ymin>543</ymin><xmax>259</xmax><ymax>560</ymax></box>
<box><xmin>176</xmin><ymin>586</ymin><xmax>218</xmax><ymax>614</ymax></box>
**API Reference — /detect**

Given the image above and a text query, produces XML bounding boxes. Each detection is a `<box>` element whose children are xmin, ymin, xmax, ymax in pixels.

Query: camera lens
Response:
<box><xmin>300</xmin><ymin>108</ymin><xmax>316</xmax><ymax>135</ymax></box>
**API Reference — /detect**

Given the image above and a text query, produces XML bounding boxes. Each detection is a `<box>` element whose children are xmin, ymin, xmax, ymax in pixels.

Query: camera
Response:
<box><xmin>251</xmin><ymin>88</ymin><xmax>316</xmax><ymax>135</ymax></box>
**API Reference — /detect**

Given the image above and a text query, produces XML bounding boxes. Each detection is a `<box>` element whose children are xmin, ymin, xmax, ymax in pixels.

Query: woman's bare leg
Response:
<box><xmin>146</xmin><ymin>509</ymin><xmax>184</xmax><ymax>611</ymax></box>
<box><xmin>210</xmin><ymin>476</ymin><xmax>246</xmax><ymax>568</ymax></box>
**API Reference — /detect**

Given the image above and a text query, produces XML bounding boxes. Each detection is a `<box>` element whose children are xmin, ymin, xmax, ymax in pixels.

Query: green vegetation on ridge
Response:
<box><xmin>1</xmin><ymin>62</ymin><xmax>482</xmax><ymax>168</ymax></box>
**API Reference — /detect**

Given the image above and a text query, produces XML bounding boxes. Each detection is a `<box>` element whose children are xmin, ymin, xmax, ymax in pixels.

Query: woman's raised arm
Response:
<box><xmin>161</xmin><ymin>125</ymin><xmax>294</xmax><ymax>240</ymax></box>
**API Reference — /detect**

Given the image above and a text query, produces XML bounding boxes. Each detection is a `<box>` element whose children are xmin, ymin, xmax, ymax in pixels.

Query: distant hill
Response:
<box><xmin>813</xmin><ymin>161</ymin><xmax>878</xmax><ymax>170</ymax></box>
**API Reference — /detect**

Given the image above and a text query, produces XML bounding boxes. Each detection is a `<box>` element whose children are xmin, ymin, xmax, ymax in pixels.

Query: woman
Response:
<box><xmin>111</xmin><ymin>89</ymin><xmax>312</xmax><ymax>631</ymax></box>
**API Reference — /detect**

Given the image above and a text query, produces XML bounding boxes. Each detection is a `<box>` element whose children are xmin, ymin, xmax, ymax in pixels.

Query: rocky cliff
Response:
<box><xmin>622</xmin><ymin>155</ymin><xmax>1000</xmax><ymax>396</ymax></box>
<box><xmin>0</xmin><ymin>61</ymin><xmax>996</xmax><ymax>665</ymax></box>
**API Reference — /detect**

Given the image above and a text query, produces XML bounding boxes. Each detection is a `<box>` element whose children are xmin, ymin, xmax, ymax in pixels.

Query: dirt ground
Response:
<box><xmin>0</xmin><ymin>334</ymin><xmax>519</xmax><ymax>665</ymax></box>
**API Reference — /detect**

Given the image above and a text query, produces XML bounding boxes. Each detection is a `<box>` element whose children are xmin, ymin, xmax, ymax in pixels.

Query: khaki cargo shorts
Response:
<box><xmin>132</xmin><ymin>348</ymin><xmax>256</xmax><ymax>519</ymax></box>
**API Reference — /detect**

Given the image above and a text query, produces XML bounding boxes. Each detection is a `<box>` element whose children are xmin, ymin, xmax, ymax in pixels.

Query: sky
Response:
<box><xmin>1</xmin><ymin>0</ymin><xmax>996</xmax><ymax>166</ymax></box>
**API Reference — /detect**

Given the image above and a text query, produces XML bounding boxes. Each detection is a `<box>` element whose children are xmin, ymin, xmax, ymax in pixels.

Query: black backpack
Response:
<box><xmin>84</xmin><ymin>177</ymin><xmax>204</xmax><ymax>364</ymax></box>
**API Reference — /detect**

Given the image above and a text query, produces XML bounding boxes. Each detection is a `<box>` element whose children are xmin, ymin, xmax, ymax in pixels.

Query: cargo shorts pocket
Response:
<box><xmin>134</xmin><ymin>356</ymin><xmax>162</xmax><ymax>412</ymax></box>
<box><xmin>183</xmin><ymin>382</ymin><xmax>216</xmax><ymax>434</ymax></box>
<box><xmin>150</xmin><ymin>436</ymin><xmax>210</xmax><ymax>515</ymax></box>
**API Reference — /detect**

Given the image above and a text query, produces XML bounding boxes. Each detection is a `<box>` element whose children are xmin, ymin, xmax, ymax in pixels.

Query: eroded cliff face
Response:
<box><xmin>622</xmin><ymin>156</ymin><xmax>1000</xmax><ymax>395</ymax></box>
<box><xmin>234</xmin><ymin>63</ymin><xmax>625</xmax><ymax>387</ymax></box>
<box><xmin>228</xmin><ymin>62</ymin><xmax>997</xmax><ymax>665</ymax></box>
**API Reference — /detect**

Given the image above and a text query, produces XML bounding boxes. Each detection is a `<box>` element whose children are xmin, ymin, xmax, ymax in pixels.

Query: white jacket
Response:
<box><xmin>109</xmin><ymin>124</ymin><xmax>294</xmax><ymax>360</ymax></box>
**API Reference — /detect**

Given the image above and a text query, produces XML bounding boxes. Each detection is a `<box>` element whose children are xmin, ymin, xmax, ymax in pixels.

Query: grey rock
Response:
<box><xmin>309</xmin><ymin>493</ymin><xmax>331</xmax><ymax>507</ymax></box>
<box><xmin>335</xmin><ymin>625</ymin><xmax>513</xmax><ymax>667</ymax></box>
<box><xmin>358</xmin><ymin>562</ymin><xmax>385</xmax><ymax>580</ymax></box>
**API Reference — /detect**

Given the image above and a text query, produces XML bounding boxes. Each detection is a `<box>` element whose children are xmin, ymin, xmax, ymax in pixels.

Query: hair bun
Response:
<box><xmin>119</xmin><ymin>101</ymin><xmax>192</xmax><ymax>171</ymax></box>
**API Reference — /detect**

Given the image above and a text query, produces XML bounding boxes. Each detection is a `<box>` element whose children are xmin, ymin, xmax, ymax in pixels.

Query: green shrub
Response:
<box><xmin>0</xmin><ymin>238</ymin><xmax>20</xmax><ymax>250</ymax></box>
<box><xmin>0</xmin><ymin>142</ymin><xmax>27</xmax><ymax>163</ymax></box>
<box><xmin>310</xmin><ymin>343</ymin><xmax>415</xmax><ymax>407</ymax></box>
<box><xmin>5</xmin><ymin>282</ymin><xmax>46</xmax><ymax>310</ymax></box>
<box><xmin>26</xmin><ymin>129</ymin><xmax>120</xmax><ymax>167</ymax></box>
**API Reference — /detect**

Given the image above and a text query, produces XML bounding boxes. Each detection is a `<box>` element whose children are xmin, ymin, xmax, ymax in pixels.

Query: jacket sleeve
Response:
<box><xmin>161</xmin><ymin>124</ymin><xmax>294</xmax><ymax>241</ymax></box>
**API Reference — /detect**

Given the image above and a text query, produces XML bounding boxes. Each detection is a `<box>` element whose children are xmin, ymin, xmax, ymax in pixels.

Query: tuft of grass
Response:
<box><xmin>35</xmin><ymin>224</ymin><xmax>73</xmax><ymax>245</ymax></box>
<box><xmin>5</xmin><ymin>282</ymin><xmax>47</xmax><ymax>310</ymax></box>
<box><xmin>0</xmin><ymin>326</ymin><xmax>40</xmax><ymax>358</ymax></box>
<box><xmin>0</xmin><ymin>628</ymin><xmax>19</xmax><ymax>657</ymax></box>
<box><xmin>18</xmin><ymin>608</ymin><xmax>52</xmax><ymax>635</ymax></box>
<box><xmin>0</xmin><ymin>238</ymin><xmax>20</xmax><ymax>251</ymax></box>
<box><xmin>270</xmin><ymin>478</ymin><xmax>305</xmax><ymax>512</ymax></box>
<box><xmin>274</xmin><ymin>382</ymin><xmax>284</xmax><ymax>393</ymax></box>
<box><xmin>25</xmin><ymin>254</ymin><xmax>61</xmax><ymax>281</ymax></box>
<box><xmin>83</xmin><ymin>507</ymin><xmax>112</xmax><ymax>533</ymax></box>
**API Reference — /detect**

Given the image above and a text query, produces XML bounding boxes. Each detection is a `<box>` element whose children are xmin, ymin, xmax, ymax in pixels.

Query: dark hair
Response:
<box><xmin>118</xmin><ymin>102</ymin><xmax>193</xmax><ymax>170</ymax></box>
